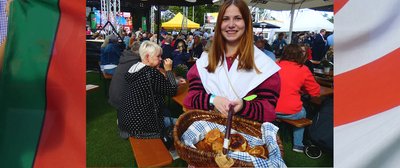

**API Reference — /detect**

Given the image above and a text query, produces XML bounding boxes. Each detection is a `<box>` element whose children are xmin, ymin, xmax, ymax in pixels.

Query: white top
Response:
<box><xmin>196</xmin><ymin>46</ymin><xmax>280</xmax><ymax>100</ymax></box>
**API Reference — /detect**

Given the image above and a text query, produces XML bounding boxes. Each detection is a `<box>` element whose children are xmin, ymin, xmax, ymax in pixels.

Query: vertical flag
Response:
<box><xmin>0</xmin><ymin>0</ymin><xmax>85</xmax><ymax>167</ymax></box>
<box><xmin>142</xmin><ymin>16</ymin><xmax>147</xmax><ymax>32</ymax></box>
<box><xmin>89</xmin><ymin>11</ymin><xmax>97</xmax><ymax>31</ymax></box>
<box><xmin>334</xmin><ymin>0</ymin><xmax>400</xmax><ymax>167</ymax></box>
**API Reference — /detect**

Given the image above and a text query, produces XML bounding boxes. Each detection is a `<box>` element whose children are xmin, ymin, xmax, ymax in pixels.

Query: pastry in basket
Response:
<box><xmin>195</xmin><ymin>139</ymin><xmax>212</xmax><ymax>152</ymax></box>
<box><xmin>195</xmin><ymin>129</ymin><xmax>222</xmax><ymax>152</ymax></box>
<box><xmin>229</xmin><ymin>133</ymin><xmax>248</xmax><ymax>152</ymax></box>
<box><xmin>248</xmin><ymin>146</ymin><xmax>269</xmax><ymax>159</ymax></box>
<box><xmin>204</xmin><ymin>129</ymin><xmax>222</xmax><ymax>144</ymax></box>
<box><xmin>211</xmin><ymin>137</ymin><xmax>224</xmax><ymax>153</ymax></box>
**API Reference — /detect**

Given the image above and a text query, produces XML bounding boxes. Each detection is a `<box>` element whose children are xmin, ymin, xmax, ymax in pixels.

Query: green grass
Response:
<box><xmin>86</xmin><ymin>72</ymin><xmax>333</xmax><ymax>167</ymax></box>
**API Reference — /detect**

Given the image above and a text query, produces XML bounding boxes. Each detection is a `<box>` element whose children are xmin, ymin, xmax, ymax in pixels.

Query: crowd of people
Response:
<box><xmin>95</xmin><ymin>26</ymin><xmax>217</xmax><ymax>76</ymax></box>
<box><xmin>273</xmin><ymin>30</ymin><xmax>334</xmax><ymax>63</ymax></box>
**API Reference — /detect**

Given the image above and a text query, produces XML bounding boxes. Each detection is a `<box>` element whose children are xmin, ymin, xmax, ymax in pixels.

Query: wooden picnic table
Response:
<box><xmin>314</xmin><ymin>76</ymin><xmax>333</xmax><ymax>88</ymax></box>
<box><xmin>310</xmin><ymin>86</ymin><xmax>333</xmax><ymax>104</ymax></box>
<box><xmin>172</xmin><ymin>81</ymin><xmax>189</xmax><ymax>107</ymax></box>
<box><xmin>320</xmin><ymin>86</ymin><xmax>333</xmax><ymax>97</ymax></box>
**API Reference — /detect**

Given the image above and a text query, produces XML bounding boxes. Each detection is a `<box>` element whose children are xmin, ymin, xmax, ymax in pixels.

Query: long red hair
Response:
<box><xmin>206</xmin><ymin>0</ymin><xmax>259</xmax><ymax>73</ymax></box>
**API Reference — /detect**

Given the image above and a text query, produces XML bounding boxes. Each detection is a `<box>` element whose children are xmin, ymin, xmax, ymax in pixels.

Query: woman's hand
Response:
<box><xmin>164</xmin><ymin>58</ymin><xmax>173</xmax><ymax>71</ymax></box>
<box><xmin>213</xmin><ymin>96</ymin><xmax>231</xmax><ymax>117</ymax></box>
<box><xmin>230</xmin><ymin>99</ymin><xmax>244</xmax><ymax>114</ymax></box>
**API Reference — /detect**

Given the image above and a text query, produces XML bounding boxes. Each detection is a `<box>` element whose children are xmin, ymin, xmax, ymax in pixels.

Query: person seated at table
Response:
<box><xmin>118</xmin><ymin>41</ymin><xmax>185</xmax><ymax>139</ymax></box>
<box><xmin>183</xmin><ymin>0</ymin><xmax>281</xmax><ymax>123</ymax></box>
<box><xmin>272</xmin><ymin>32</ymin><xmax>287</xmax><ymax>58</ymax></box>
<box><xmin>191</xmin><ymin>35</ymin><xmax>203</xmax><ymax>59</ymax></box>
<box><xmin>186</xmin><ymin>35</ymin><xmax>194</xmax><ymax>51</ymax></box>
<box><xmin>203</xmin><ymin>38</ymin><xmax>213</xmax><ymax>54</ymax></box>
<box><xmin>299</xmin><ymin>44</ymin><xmax>315</xmax><ymax>73</ymax></box>
<box><xmin>162</xmin><ymin>36</ymin><xmax>174</xmax><ymax>60</ymax></box>
<box><xmin>171</xmin><ymin>41</ymin><xmax>189</xmax><ymax>68</ymax></box>
<box><xmin>100</xmin><ymin>34</ymin><xmax>122</xmax><ymax>75</ymax></box>
<box><xmin>275</xmin><ymin>44</ymin><xmax>320</xmax><ymax>153</ymax></box>
<box><xmin>255</xmin><ymin>39</ymin><xmax>276</xmax><ymax>61</ymax></box>
<box><xmin>108</xmin><ymin>41</ymin><xmax>141</xmax><ymax>109</ymax></box>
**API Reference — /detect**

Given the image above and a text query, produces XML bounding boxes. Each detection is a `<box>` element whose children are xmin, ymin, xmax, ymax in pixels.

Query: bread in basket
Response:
<box><xmin>173</xmin><ymin>110</ymin><xmax>284</xmax><ymax>167</ymax></box>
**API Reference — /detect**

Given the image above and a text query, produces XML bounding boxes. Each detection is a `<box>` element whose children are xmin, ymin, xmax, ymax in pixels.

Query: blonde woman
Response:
<box><xmin>118</xmin><ymin>41</ymin><xmax>185</xmax><ymax>138</ymax></box>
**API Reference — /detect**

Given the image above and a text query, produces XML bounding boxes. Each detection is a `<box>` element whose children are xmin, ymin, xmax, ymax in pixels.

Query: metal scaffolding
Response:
<box><xmin>251</xmin><ymin>7</ymin><xmax>272</xmax><ymax>22</ymax></box>
<box><xmin>151</xmin><ymin>6</ymin><xmax>156</xmax><ymax>34</ymax></box>
<box><xmin>181</xmin><ymin>7</ymin><xmax>188</xmax><ymax>33</ymax></box>
<box><xmin>100</xmin><ymin>0</ymin><xmax>121</xmax><ymax>35</ymax></box>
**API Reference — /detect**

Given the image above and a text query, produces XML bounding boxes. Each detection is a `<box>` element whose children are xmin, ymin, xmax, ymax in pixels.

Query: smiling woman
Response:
<box><xmin>183</xmin><ymin>0</ymin><xmax>281</xmax><ymax>123</ymax></box>
<box><xmin>220</xmin><ymin>5</ymin><xmax>245</xmax><ymax>47</ymax></box>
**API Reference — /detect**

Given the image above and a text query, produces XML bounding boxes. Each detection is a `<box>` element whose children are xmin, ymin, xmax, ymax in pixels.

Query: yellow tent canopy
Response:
<box><xmin>162</xmin><ymin>12</ymin><xmax>200</xmax><ymax>29</ymax></box>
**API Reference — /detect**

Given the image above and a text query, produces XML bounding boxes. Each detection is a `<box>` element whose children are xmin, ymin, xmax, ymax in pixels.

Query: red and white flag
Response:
<box><xmin>335</xmin><ymin>0</ymin><xmax>400</xmax><ymax>167</ymax></box>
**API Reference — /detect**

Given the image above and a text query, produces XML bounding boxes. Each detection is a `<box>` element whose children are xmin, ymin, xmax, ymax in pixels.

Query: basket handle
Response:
<box><xmin>222</xmin><ymin>105</ymin><xmax>234</xmax><ymax>155</ymax></box>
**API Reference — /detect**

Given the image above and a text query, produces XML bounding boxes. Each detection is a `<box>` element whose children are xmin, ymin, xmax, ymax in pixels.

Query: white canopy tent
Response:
<box><xmin>245</xmin><ymin>0</ymin><xmax>333</xmax><ymax>43</ymax></box>
<box><xmin>244</xmin><ymin>0</ymin><xmax>333</xmax><ymax>11</ymax></box>
<box><xmin>270</xmin><ymin>9</ymin><xmax>333</xmax><ymax>32</ymax></box>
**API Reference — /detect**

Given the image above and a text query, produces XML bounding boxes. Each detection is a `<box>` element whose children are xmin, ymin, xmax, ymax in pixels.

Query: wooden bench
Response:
<box><xmin>276</xmin><ymin>118</ymin><xmax>313</xmax><ymax>142</ymax></box>
<box><xmin>129</xmin><ymin>137</ymin><xmax>173</xmax><ymax>168</ymax></box>
<box><xmin>102</xmin><ymin>72</ymin><xmax>113</xmax><ymax>79</ymax></box>
<box><xmin>86</xmin><ymin>84</ymin><xmax>99</xmax><ymax>92</ymax></box>
<box><xmin>278</xmin><ymin>118</ymin><xmax>313</xmax><ymax>128</ymax></box>
<box><xmin>100</xmin><ymin>72</ymin><xmax>112</xmax><ymax>96</ymax></box>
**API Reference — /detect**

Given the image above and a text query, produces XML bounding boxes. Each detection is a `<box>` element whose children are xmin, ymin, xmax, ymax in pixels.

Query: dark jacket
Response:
<box><xmin>162</xmin><ymin>44</ymin><xmax>174</xmax><ymax>60</ymax></box>
<box><xmin>100</xmin><ymin>43</ymin><xmax>121</xmax><ymax>65</ymax></box>
<box><xmin>172</xmin><ymin>50</ymin><xmax>189</xmax><ymax>68</ymax></box>
<box><xmin>192</xmin><ymin>43</ymin><xmax>203</xmax><ymax>58</ymax></box>
<box><xmin>312</xmin><ymin>34</ymin><xmax>327</xmax><ymax>61</ymax></box>
<box><xmin>272</xmin><ymin>39</ymin><xmax>287</xmax><ymax>56</ymax></box>
<box><xmin>108</xmin><ymin>50</ymin><xmax>140</xmax><ymax>108</ymax></box>
<box><xmin>118</xmin><ymin>64</ymin><xmax>177</xmax><ymax>138</ymax></box>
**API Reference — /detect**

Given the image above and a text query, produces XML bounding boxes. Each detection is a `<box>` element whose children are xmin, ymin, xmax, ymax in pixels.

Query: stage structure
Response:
<box><xmin>182</xmin><ymin>7</ymin><xmax>189</xmax><ymax>33</ymax></box>
<box><xmin>251</xmin><ymin>7</ymin><xmax>272</xmax><ymax>23</ymax></box>
<box><xmin>100</xmin><ymin>0</ymin><xmax>121</xmax><ymax>35</ymax></box>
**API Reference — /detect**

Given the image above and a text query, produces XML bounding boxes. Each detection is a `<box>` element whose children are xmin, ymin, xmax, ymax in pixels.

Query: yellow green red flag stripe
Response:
<box><xmin>0</xmin><ymin>0</ymin><xmax>85</xmax><ymax>167</ymax></box>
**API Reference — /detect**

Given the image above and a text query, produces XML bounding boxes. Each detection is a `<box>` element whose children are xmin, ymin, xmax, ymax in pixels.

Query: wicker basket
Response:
<box><xmin>173</xmin><ymin>109</ymin><xmax>284</xmax><ymax>167</ymax></box>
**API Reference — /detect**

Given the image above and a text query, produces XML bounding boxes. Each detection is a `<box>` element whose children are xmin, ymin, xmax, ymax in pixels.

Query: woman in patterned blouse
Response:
<box><xmin>118</xmin><ymin>41</ymin><xmax>185</xmax><ymax>138</ymax></box>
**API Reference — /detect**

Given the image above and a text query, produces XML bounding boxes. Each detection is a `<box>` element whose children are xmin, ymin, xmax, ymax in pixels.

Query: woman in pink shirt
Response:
<box><xmin>275</xmin><ymin>44</ymin><xmax>320</xmax><ymax>153</ymax></box>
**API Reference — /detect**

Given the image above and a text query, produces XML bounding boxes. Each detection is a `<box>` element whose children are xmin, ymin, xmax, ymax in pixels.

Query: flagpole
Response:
<box><xmin>288</xmin><ymin>4</ymin><xmax>295</xmax><ymax>44</ymax></box>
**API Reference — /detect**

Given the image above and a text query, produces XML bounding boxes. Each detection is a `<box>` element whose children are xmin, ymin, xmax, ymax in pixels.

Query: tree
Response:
<box><xmin>323</xmin><ymin>13</ymin><xmax>334</xmax><ymax>23</ymax></box>
<box><xmin>328</xmin><ymin>16</ymin><xmax>334</xmax><ymax>23</ymax></box>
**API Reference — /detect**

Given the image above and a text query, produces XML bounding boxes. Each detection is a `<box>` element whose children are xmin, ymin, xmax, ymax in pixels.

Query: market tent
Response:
<box><xmin>271</xmin><ymin>9</ymin><xmax>333</xmax><ymax>32</ymax></box>
<box><xmin>246</xmin><ymin>0</ymin><xmax>334</xmax><ymax>43</ymax></box>
<box><xmin>243</xmin><ymin>0</ymin><xmax>333</xmax><ymax>11</ymax></box>
<box><xmin>162</xmin><ymin>12</ymin><xmax>200</xmax><ymax>29</ymax></box>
